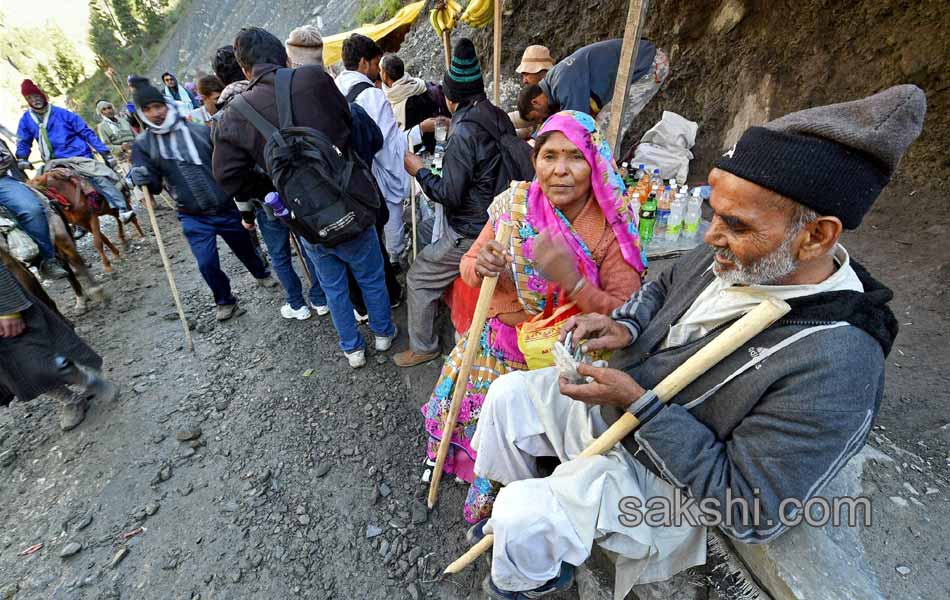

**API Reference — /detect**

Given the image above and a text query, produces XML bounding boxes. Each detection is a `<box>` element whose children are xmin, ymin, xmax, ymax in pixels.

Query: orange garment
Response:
<box><xmin>459</xmin><ymin>195</ymin><xmax>642</xmax><ymax>323</ymax></box>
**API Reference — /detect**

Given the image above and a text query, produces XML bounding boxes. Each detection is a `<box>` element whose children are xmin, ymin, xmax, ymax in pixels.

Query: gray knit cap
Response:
<box><xmin>715</xmin><ymin>84</ymin><xmax>927</xmax><ymax>229</ymax></box>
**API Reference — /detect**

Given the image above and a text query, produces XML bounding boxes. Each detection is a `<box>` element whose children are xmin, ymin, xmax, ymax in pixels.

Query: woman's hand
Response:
<box><xmin>533</xmin><ymin>230</ymin><xmax>581</xmax><ymax>291</ymax></box>
<box><xmin>475</xmin><ymin>240</ymin><xmax>511</xmax><ymax>280</ymax></box>
<box><xmin>560</xmin><ymin>313</ymin><xmax>633</xmax><ymax>352</ymax></box>
<box><xmin>404</xmin><ymin>151</ymin><xmax>426</xmax><ymax>177</ymax></box>
<box><xmin>559</xmin><ymin>363</ymin><xmax>645</xmax><ymax>409</ymax></box>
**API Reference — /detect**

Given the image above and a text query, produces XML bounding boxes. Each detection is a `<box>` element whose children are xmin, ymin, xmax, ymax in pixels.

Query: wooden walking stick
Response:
<box><xmin>442</xmin><ymin>29</ymin><xmax>452</xmax><ymax>70</ymax></box>
<box><xmin>606</xmin><ymin>0</ymin><xmax>647</xmax><ymax>154</ymax></box>
<box><xmin>288</xmin><ymin>232</ymin><xmax>313</xmax><ymax>289</ymax></box>
<box><xmin>428</xmin><ymin>220</ymin><xmax>513</xmax><ymax>509</ymax></box>
<box><xmin>443</xmin><ymin>297</ymin><xmax>791</xmax><ymax>574</ymax></box>
<box><xmin>492</xmin><ymin>0</ymin><xmax>502</xmax><ymax>105</ymax></box>
<box><xmin>141</xmin><ymin>187</ymin><xmax>194</xmax><ymax>352</ymax></box>
<box><xmin>410</xmin><ymin>181</ymin><xmax>419</xmax><ymax>260</ymax></box>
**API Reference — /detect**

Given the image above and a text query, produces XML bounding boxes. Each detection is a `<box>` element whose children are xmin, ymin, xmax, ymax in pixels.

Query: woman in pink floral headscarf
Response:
<box><xmin>420</xmin><ymin>111</ymin><xmax>647</xmax><ymax>523</ymax></box>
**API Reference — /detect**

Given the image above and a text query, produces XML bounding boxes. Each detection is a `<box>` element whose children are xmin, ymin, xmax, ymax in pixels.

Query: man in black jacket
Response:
<box><xmin>395</xmin><ymin>38</ymin><xmax>514</xmax><ymax>368</ymax></box>
<box><xmin>128</xmin><ymin>78</ymin><xmax>275</xmax><ymax>322</ymax></box>
<box><xmin>212</xmin><ymin>27</ymin><xmax>397</xmax><ymax>369</ymax></box>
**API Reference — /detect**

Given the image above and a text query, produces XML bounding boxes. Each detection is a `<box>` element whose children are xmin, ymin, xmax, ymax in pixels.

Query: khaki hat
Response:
<box><xmin>516</xmin><ymin>45</ymin><xmax>554</xmax><ymax>74</ymax></box>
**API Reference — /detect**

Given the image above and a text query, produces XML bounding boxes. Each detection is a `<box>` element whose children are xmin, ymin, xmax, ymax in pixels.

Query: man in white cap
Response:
<box><xmin>285</xmin><ymin>25</ymin><xmax>324</xmax><ymax>68</ymax></box>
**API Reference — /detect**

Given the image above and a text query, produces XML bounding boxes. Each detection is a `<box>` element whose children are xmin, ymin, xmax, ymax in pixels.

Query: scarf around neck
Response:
<box><xmin>140</xmin><ymin>103</ymin><xmax>203</xmax><ymax>165</ymax></box>
<box><xmin>29</xmin><ymin>106</ymin><xmax>54</xmax><ymax>161</ymax></box>
<box><xmin>383</xmin><ymin>75</ymin><xmax>428</xmax><ymax>129</ymax></box>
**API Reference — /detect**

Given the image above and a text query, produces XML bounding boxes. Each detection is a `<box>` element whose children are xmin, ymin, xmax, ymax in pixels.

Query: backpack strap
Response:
<box><xmin>345</xmin><ymin>81</ymin><xmax>375</xmax><ymax>103</ymax></box>
<box><xmin>275</xmin><ymin>68</ymin><xmax>297</xmax><ymax>129</ymax></box>
<box><xmin>229</xmin><ymin>95</ymin><xmax>278</xmax><ymax>140</ymax></box>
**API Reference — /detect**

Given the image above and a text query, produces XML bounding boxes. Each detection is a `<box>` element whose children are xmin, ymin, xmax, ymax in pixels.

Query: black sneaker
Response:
<box><xmin>465</xmin><ymin>518</ymin><xmax>490</xmax><ymax>544</ymax></box>
<box><xmin>482</xmin><ymin>563</ymin><xmax>575</xmax><ymax>599</ymax></box>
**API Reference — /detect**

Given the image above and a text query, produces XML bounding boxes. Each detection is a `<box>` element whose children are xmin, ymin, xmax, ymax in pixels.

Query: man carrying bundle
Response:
<box><xmin>468</xmin><ymin>85</ymin><xmax>925</xmax><ymax>599</ymax></box>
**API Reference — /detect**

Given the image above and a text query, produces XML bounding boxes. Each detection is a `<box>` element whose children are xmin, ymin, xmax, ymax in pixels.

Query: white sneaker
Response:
<box><xmin>353</xmin><ymin>309</ymin><xmax>369</xmax><ymax>324</ymax></box>
<box><xmin>309</xmin><ymin>302</ymin><xmax>330</xmax><ymax>316</ymax></box>
<box><xmin>119</xmin><ymin>210</ymin><xmax>135</xmax><ymax>223</ymax></box>
<box><xmin>344</xmin><ymin>349</ymin><xmax>366</xmax><ymax>368</ymax></box>
<box><xmin>374</xmin><ymin>323</ymin><xmax>398</xmax><ymax>352</ymax></box>
<box><xmin>280</xmin><ymin>303</ymin><xmax>312</xmax><ymax>320</ymax></box>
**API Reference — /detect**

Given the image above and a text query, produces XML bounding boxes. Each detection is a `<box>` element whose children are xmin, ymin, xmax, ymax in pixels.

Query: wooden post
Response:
<box><xmin>442</xmin><ymin>29</ymin><xmax>452</xmax><ymax>70</ymax></box>
<box><xmin>606</xmin><ymin>0</ymin><xmax>647</xmax><ymax>153</ymax></box>
<box><xmin>289</xmin><ymin>232</ymin><xmax>313</xmax><ymax>290</ymax></box>
<box><xmin>427</xmin><ymin>221</ymin><xmax>513</xmax><ymax>509</ymax></box>
<box><xmin>443</xmin><ymin>298</ymin><xmax>792</xmax><ymax>574</ymax></box>
<box><xmin>492</xmin><ymin>0</ymin><xmax>502</xmax><ymax>105</ymax></box>
<box><xmin>141</xmin><ymin>187</ymin><xmax>194</xmax><ymax>352</ymax></box>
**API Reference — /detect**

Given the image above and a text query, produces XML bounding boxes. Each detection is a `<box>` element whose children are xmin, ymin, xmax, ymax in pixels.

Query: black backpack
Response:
<box><xmin>230</xmin><ymin>69</ymin><xmax>379</xmax><ymax>247</ymax></box>
<box><xmin>345</xmin><ymin>82</ymin><xmax>385</xmax><ymax>166</ymax></box>
<box><xmin>459</xmin><ymin>103</ymin><xmax>535</xmax><ymax>185</ymax></box>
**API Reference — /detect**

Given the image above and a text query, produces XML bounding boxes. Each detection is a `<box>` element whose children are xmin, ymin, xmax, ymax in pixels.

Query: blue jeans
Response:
<box><xmin>301</xmin><ymin>227</ymin><xmax>395</xmax><ymax>352</ymax></box>
<box><xmin>255</xmin><ymin>208</ymin><xmax>326</xmax><ymax>309</ymax></box>
<box><xmin>178</xmin><ymin>211</ymin><xmax>270</xmax><ymax>305</ymax></box>
<box><xmin>0</xmin><ymin>176</ymin><xmax>55</xmax><ymax>259</ymax></box>
<box><xmin>88</xmin><ymin>175</ymin><xmax>128</xmax><ymax>212</ymax></box>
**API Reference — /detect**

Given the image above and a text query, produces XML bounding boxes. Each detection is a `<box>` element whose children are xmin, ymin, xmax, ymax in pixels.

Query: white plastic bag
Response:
<box><xmin>6</xmin><ymin>228</ymin><xmax>40</xmax><ymax>263</ymax></box>
<box><xmin>632</xmin><ymin>111</ymin><xmax>699</xmax><ymax>182</ymax></box>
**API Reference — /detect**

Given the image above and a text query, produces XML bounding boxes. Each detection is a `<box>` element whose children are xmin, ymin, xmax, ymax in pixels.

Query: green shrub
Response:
<box><xmin>355</xmin><ymin>0</ymin><xmax>404</xmax><ymax>26</ymax></box>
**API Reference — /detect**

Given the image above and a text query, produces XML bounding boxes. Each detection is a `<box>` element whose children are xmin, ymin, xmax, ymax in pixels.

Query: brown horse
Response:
<box><xmin>30</xmin><ymin>168</ymin><xmax>145</xmax><ymax>273</ymax></box>
<box><xmin>0</xmin><ymin>189</ymin><xmax>109</xmax><ymax>314</ymax></box>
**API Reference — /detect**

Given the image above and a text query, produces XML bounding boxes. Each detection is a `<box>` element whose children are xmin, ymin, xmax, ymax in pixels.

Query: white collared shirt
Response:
<box><xmin>664</xmin><ymin>245</ymin><xmax>864</xmax><ymax>348</ymax></box>
<box><xmin>335</xmin><ymin>70</ymin><xmax>410</xmax><ymax>204</ymax></box>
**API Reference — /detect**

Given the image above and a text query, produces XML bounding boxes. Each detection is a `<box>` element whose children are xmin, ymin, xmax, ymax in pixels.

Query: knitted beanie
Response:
<box><xmin>286</xmin><ymin>25</ymin><xmax>324</xmax><ymax>67</ymax></box>
<box><xmin>129</xmin><ymin>76</ymin><xmax>166</xmax><ymax>109</ymax></box>
<box><xmin>443</xmin><ymin>38</ymin><xmax>484</xmax><ymax>102</ymax></box>
<box><xmin>714</xmin><ymin>84</ymin><xmax>926</xmax><ymax>229</ymax></box>
<box><xmin>21</xmin><ymin>79</ymin><xmax>47</xmax><ymax>102</ymax></box>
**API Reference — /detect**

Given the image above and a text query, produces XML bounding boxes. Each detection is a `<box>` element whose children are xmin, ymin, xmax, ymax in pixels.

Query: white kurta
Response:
<box><xmin>473</xmin><ymin>367</ymin><xmax>706</xmax><ymax>600</ymax></box>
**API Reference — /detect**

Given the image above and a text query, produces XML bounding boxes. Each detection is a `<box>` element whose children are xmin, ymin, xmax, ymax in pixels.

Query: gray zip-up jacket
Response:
<box><xmin>601</xmin><ymin>246</ymin><xmax>897</xmax><ymax>543</ymax></box>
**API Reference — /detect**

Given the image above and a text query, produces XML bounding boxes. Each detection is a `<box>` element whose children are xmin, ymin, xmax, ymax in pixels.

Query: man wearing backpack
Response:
<box><xmin>127</xmin><ymin>77</ymin><xmax>277</xmax><ymax>322</ymax></box>
<box><xmin>212</xmin><ymin>27</ymin><xmax>397</xmax><ymax>368</ymax></box>
<box><xmin>337</xmin><ymin>34</ymin><xmax>411</xmax><ymax>278</ymax></box>
<box><xmin>395</xmin><ymin>38</ymin><xmax>528</xmax><ymax>368</ymax></box>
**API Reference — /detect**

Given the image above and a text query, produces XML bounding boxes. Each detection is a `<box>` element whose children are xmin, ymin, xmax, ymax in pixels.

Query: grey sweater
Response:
<box><xmin>601</xmin><ymin>246</ymin><xmax>896</xmax><ymax>543</ymax></box>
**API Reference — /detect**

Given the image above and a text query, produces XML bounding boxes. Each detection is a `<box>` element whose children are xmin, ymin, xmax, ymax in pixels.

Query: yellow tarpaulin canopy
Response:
<box><xmin>323</xmin><ymin>1</ymin><xmax>427</xmax><ymax>67</ymax></box>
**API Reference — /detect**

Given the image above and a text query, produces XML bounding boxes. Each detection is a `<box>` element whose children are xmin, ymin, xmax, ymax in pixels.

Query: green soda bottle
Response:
<box><xmin>639</xmin><ymin>192</ymin><xmax>657</xmax><ymax>244</ymax></box>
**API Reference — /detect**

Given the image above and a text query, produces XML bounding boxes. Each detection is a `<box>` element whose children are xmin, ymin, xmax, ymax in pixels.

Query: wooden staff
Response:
<box><xmin>411</xmin><ymin>181</ymin><xmax>419</xmax><ymax>260</ymax></box>
<box><xmin>606</xmin><ymin>0</ymin><xmax>647</xmax><ymax>153</ymax></box>
<box><xmin>428</xmin><ymin>221</ymin><xmax>513</xmax><ymax>509</ymax></box>
<box><xmin>492</xmin><ymin>0</ymin><xmax>502</xmax><ymax>105</ymax></box>
<box><xmin>141</xmin><ymin>187</ymin><xmax>194</xmax><ymax>352</ymax></box>
<box><xmin>442</xmin><ymin>29</ymin><xmax>452</xmax><ymax>70</ymax></box>
<box><xmin>288</xmin><ymin>232</ymin><xmax>313</xmax><ymax>289</ymax></box>
<box><xmin>443</xmin><ymin>298</ymin><xmax>792</xmax><ymax>574</ymax></box>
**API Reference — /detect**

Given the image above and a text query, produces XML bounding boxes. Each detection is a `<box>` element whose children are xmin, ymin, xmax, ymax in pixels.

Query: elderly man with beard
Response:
<box><xmin>465</xmin><ymin>85</ymin><xmax>925</xmax><ymax>600</ymax></box>
<box><xmin>127</xmin><ymin>77</ymin><xmax>275</xmax><ymax>321</ymax></box>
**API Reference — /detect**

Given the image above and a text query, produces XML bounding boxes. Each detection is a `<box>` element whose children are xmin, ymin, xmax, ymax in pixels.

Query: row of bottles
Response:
<box><xmin>620</xmin><ymin>162</ymin><xmax>704</xmax><ymax>245</ymax></box>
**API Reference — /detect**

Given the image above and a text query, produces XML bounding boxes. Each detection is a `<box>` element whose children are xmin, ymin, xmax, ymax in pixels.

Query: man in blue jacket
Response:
<box><xmin>127</xmin><ymin>77</ymin><xmax>276</xmax><ymax>321</ymax></box>
<box><xmin>15</xmin><ymin>79</ymin><xmax>134</xmax><ymax>222</ymax></box>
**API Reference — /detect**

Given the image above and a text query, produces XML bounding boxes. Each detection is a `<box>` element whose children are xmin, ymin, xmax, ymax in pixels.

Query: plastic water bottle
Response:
<box><xmin>655</xmin><ymin>185</ymin><xmax>672</xmax><ymax>236</ymax></box>
<box><xmin>635</xmin><ymin>163</ymin><xmax>647</xmax><ymax>181</ymax></box>
<box><xmin>264</xmin><ymin>191</ymin><xmax>289</xmax><ymax>218</ymax></box>
<box><xmin>683</xmin><ymin>189</ymin><xmax>703</xmax><ymax>239</ymax></box>
<box><xmin>638</xmin><ymin>192</ymin><xmax>657</xmax><ymax>244</ymax></box>
<box><xmin>666</xmin><ymin>192</ymin><xmax>686</xmax><ymax>241</ymax></box>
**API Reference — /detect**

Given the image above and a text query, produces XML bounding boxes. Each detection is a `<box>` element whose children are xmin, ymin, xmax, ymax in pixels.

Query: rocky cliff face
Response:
<box><xmin>149</xmin><ymin>0</ymin><xmax>360</xmax><ymax>78</ymax></box>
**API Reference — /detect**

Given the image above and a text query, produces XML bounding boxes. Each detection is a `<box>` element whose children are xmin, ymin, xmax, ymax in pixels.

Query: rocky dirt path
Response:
<box><xmin>0</xmin><ymin>206</ymin><xmax>570</xmax><ymax>600</ymax></box>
